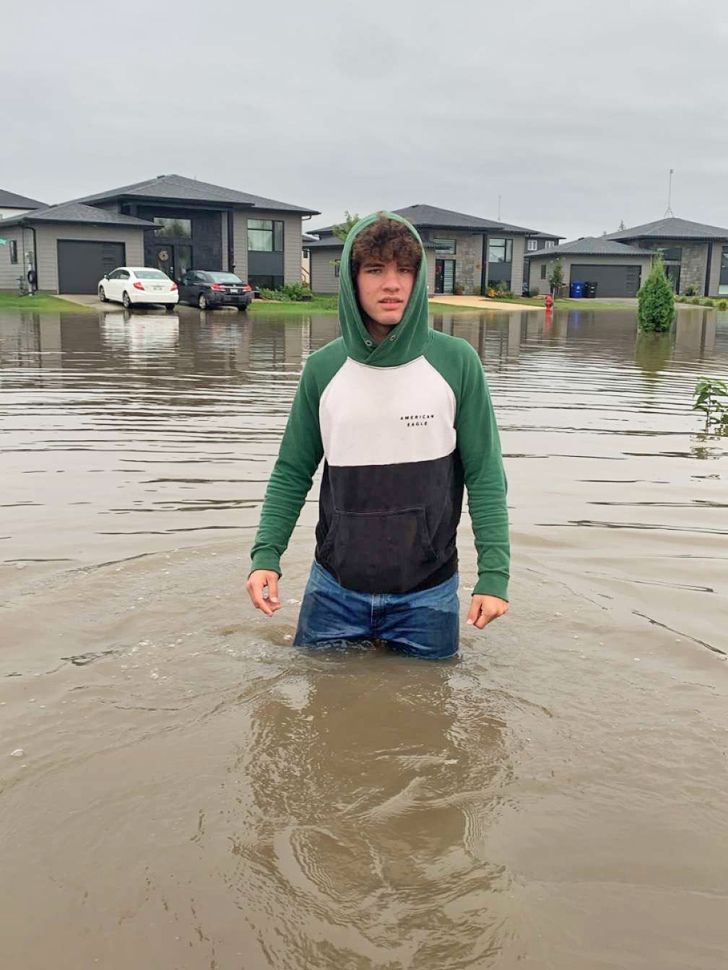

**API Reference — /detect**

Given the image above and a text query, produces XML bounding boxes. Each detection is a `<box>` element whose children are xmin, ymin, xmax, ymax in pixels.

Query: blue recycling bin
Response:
<box><xmin>569</xmin><ymin>280</ymin><xmax>585</xmax><ymax>299</ymax></box>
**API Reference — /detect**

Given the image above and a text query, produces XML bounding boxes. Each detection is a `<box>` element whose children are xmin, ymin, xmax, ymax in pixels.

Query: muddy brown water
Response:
<box><xmin>1</xmin><ymin>305</ymin><xmax>727</xmax><ymax>969</ymax></box>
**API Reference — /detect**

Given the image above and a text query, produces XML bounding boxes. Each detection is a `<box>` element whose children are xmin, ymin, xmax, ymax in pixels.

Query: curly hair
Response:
<box><xmin>350</xmin><ymin>215</ymin><xmax>422</xmax><ymax>276</ymax></box>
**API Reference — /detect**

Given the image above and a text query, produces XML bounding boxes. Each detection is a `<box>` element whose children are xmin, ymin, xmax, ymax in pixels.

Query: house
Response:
<box><xmin>607</xmin><ymin>217</ymin><xmax>728</xmax><ymax>297</ymax></box>
<box><xmin>0</xmin><ymin>174</ymin><xmax>319</xmax><ymax>294</ymax></box>
<box><xmin>0</xmin><ymin>188</ymin><xmax>46</xmax><ymax>221</ymax></box>
<box><xmin>306</xmin><ymin>204</ymin><xmax>561</xmax><ymax>296</ymax></box>
<box><xmin>0</xmin><ymin>203</ymin><xmax>157</xmax><ymax>293</ymax></box>
<box><xmin>525</xmin><ymin>236</ymin><xmax>654</xmax><ymax>297</ymax></box>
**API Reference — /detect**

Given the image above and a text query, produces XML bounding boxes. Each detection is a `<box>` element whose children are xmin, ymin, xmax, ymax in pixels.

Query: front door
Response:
<box><xmin>154</xmin><ymin>245</ymin><xmax>174</xmax><ymax>280</ymax></box>
<box><xmin>435</xmin><ymin>259</ymin><xmax>455</xmax><ymax>294</ymax></box>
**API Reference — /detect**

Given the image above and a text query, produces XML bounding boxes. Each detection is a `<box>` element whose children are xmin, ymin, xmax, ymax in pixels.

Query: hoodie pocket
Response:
<box><xmin>320</xmin><ymin>506</ymin><xmax>438</xmax><ymax>593</ymax></box>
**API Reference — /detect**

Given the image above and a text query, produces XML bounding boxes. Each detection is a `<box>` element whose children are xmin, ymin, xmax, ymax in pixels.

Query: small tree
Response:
<box><xmin>638</xmin><ymin>255</ymin><xmax>675</xmax><ymax>332</ymax></box>
<box><xmin>548</xmin><ymin>257</ymin><xmax>564</xmax><ymax>297</ymax></box>
<box><xmin>333</xmin><ymin>210</ymin><xmax>361</xmax><ymax>242</ymax></box>
<box><xmin>618</xmin><ymin>219</ymin><xmax>626</xmax><ymax>231</ymax></box>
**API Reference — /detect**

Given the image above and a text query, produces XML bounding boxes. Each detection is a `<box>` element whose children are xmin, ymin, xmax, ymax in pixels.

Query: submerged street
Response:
<box><xmin>1</xmin><ymin>304</ymin><xmax>727</xmax><ymax>968</ymax></box>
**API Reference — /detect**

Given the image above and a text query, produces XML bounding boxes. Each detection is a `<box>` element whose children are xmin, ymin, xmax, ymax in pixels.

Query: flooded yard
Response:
<box><xmin>1</xmin><ymin>304</ymin><xmax>727</xmax><ymax>969</ymax></box>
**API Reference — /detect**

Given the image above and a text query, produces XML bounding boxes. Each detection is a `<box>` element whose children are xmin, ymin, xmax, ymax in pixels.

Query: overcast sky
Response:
<box><xmin>3</xmin><ymin>0</ymin><xmax>727</xmax><ymax>240</ymax></box>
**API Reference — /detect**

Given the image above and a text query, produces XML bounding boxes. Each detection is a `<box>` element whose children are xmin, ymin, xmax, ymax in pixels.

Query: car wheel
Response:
<box><xmin>165</xmin><ymin>304</ymin><xmax>175</xmax><ymax>314</ymax></box>
<box><xmin>198</xmin><ymin>293</ymin><xmax>208</xmax><ymax>310</ymax></box>
<box><xmin>122</xmin><ymin>291</ymin><xmax>132</xmax><ymax>310</ymax></box>
<box><xmin>98</xmin><ymin>286</ymin><xmax>108</xmax><ymax>302</ymax></box>
<box><xmin>237</xmin><ymin>305</ymin><xmax>247</xmax><ymax>312</ymax></box>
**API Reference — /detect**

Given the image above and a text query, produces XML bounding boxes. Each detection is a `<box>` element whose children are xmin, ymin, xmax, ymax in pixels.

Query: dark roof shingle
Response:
<box><xmin>310</xmin><ymin>204</ymin><xmax>561</xmax><ymax>239</ymax></box>
<box><xmin>608</xmin><ymin>216</ymin><xmax>728</xmax><ymax>241</ymax></box>
<box><xmin>527</xmin><ymin>236</ymin><xmax>653</xmax><ymax>259</ymax></box>
<box><xmin>0</xmin><ymin>188</ymin><xmax>46</xmax><ymax>209</ymax></box>
<box><xmin>72</xmin><ymin>173</ymin><xmax>319</xmax><ymax>216</ymax></box>
<box><xmin>0</xmin><ymin>202</ymin><xmax>157</xmax><ymax>229</ymax></box>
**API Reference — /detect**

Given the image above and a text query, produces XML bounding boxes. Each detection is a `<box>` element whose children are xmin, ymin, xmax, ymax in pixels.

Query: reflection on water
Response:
<box><xmin>1</xmin><ymin>304</ymin><xmax>728</xmax><ymax>969</ymax></box>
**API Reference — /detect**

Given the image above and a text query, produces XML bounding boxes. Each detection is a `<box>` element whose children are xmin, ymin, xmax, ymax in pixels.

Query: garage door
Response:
<box><xmin>57</xmin><ymin>240</ymin><xmax>126</xmax><ymax>294</ymax></box>
<box><xmin>570</xmin><ymin>264</ymin><xmax>642</xmax><ymax>297</ymax></box>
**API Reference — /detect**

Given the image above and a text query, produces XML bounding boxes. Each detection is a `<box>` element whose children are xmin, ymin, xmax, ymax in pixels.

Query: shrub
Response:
<box><xmin>281</xmin><ymin>282</ymin><xmax>313</xmax><ymax>301</ymax></box>
<box><xmin>548</xmin><ymin>257</ymin><xmax>564</xmax><ymax>296</ymax></box>
<box><xmin>258</xmin><ymin>287</ymin><xmax>281</xmax><ymax>301</ymax></box>
<box><xmin>718</xmin><ymin>300</ymin><xmax>728</xmax><ymax>310</ymax></box>
<box><xmin>684</xmin><ymin>284</ymin><xmax>700</xmax><ymax>296</ymax></box>
<box><xmin>701</xmin><ymin>298</ymin><xmax>715</xmax><ymax>307</ymax></box>
<box><xmin>637</xmin><ymin>255</ymin><xmax>675</xmax><ymax>332</ymax></box>
<box><xmin>689</xmin><ymin>296</ymin><xmax>701</xmax><ymax>304</ymax></box>
<box><xmin>452</xmin><ymin>282</ymin><xmax>465</xmax><ymax>296</ymax></box>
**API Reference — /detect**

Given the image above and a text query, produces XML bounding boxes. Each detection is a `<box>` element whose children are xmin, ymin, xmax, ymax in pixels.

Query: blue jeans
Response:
<box><xmin>294</xmin><ymin>561</ymin><xmax>460</xmax><ymax>660</ymax></box>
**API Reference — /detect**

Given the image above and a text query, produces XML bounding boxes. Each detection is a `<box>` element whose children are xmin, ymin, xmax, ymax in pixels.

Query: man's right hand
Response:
<box><xmin>246</xmin><ymin>570</ymin><xmax>282</xmax><ymax>617</ymax></box>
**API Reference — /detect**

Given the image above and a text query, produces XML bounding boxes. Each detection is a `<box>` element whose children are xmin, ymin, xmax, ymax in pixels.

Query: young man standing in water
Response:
<box><xmin>246</xmin><ymin>212</ymin><xmax>509</xmax><ymax>658</ymax></box>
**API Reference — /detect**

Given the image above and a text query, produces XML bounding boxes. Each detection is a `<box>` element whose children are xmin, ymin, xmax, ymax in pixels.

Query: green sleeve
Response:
<box><xmin>249</xmin><ymin>340</ymin><xmax>346</xmax><ymax>577</ymax></box>
<box><xmin>427</xmin><ymin>334</ymin><xmax>510</xmax><ymax>599</ymax></box>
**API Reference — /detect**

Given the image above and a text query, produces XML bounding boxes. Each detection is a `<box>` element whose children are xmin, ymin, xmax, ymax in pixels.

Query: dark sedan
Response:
<box><xmin>178</xmin><ymin>271</ymin><xmax>254</xmax><ymax>310</ymax></box>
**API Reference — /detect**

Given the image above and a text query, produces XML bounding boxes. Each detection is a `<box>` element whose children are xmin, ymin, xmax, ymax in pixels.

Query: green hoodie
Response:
<box><xmin>250</xmin><ymin>212</ymin><xmax>510</xmax><ymax>599</ymax></box>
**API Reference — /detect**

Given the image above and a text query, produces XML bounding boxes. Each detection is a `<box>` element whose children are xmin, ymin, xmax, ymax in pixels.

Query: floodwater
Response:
<box><xmin>1</xmin><ymin>304</ymin><xmax>727</xmax><ymax>969</ymax></box>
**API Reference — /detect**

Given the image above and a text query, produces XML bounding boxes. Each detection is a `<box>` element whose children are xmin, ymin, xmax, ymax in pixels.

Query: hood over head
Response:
<box><xmin>337</xmin><ymin>211</ymin><xmax>430</xmax><ymax>367</ymax></box>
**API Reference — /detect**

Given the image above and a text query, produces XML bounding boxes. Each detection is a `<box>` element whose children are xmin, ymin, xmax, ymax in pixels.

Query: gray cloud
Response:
<box><xmin>2</xmin><ymin>0</ymin><xmax>727</xmax><ymax>241</ymax></box>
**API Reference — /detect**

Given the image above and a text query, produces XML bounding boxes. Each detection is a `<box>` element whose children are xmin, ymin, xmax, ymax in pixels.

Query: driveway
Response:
<box><xmin>429</xmin><ymin>294</ymin><xmax>542</xmax><ymax>311</ymax></box>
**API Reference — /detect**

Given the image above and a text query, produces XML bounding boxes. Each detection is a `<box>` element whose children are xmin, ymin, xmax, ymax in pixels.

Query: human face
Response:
<box><xmin>355</xmin><ymin>258</ymin><xmax>415</xmax><ymax>330</ymax></box>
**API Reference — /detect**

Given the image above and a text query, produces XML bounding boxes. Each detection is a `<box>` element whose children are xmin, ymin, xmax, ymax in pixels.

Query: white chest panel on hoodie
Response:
<box><xmin>319</xmin><ymin>356</ymin><xmax>456</xmax><ymax>467</ymax></box>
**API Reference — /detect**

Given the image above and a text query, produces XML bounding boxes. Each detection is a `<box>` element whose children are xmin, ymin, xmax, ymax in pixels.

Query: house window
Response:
<box><xmin>9</xmin><ymin>240</ymin><xmax>18</xmax><ymax>264</ymax></box>
<box><xmin>527</xmin><ymin>239</ymin><xmax>539</xmax><ymax>252</ymax></box>
<box><xmin>658</xmin><ymin>246</ymin><xmax>682</xmax><ymax>262</ymax></box>
<box><xmin>334</xmin><ymin>261</ymin><xmax>340</xmax><ymax>278</ymax></box>
<box><xmin>248</xmin><ymin>219</ymin><xmax>284</xmax><ymax>252</ymax></box>
<box><xmin>540</xmin><ymin>264</ymin><xmax>547</xmax><ymax>280</ymax></box>
<box><xmin>154</xmin><ymin>217</ymin><xmax>192</xmax><ymax>239</ymax></box>
<box><xmin>433</xmin><ymin>238</ymin><xmax>456</xmax><ymax>256</ymax></box>
<box><xmin>545</xmin><ymin>240</ymin><xmax>555</xmax><ymax>249</ymax></box>
<box><xmin>488</xmin><ymin>238</ymin><xmax>512</xmax><ymax>263</ymax></box>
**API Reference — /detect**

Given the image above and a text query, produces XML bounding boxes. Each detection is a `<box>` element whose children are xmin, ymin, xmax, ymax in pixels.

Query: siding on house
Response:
<box><xmin>1</xmin><ymin>207</ymin><xmax>36</xmax><ymax>220</ymax></box>
<box><xmin>0</xmin><ymin>226</ymin><xmax>29</xmax><ymax>289</ymax></box>
<box><xmin>707</xmin><ymin>241</ymin><xmax>727</xmax><ymax>296</ymax></box>
<box><xmin>310</xmin><ymin>248</ymin><xmax>341</xmax><ymax>293</ymax></box>
<box><xmin>510</xmin><ymin>235</ymin><xmax>526</xmax><ymax>297</ymax></box>
<box><xmin>34</xmin><ymin>225</ymin><xmax>144</xmax><ymax>292</ymax></box>
<box><xmin>231</xmin><ymin>211</ymin><xmax>249</xmax><ymax>280</ymax></box>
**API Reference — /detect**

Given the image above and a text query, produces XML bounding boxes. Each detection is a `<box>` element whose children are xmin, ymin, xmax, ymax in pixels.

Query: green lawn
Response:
<box><xmin>489</xmin><ymin>295</ymin><xmax>634</xmax><ymax>310</ymax></box>
<box><xmin>0</xmin><ymin>291</ymin><xmax>94</xmax><ymax>312</ymax></box>
<box><xmin>248</xmin><ymin>295</ymin><xmax>339</xmax><ymax>314</ymax></box>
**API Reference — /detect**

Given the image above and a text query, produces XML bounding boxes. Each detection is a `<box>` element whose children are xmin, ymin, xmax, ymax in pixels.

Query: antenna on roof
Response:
<box><xmin>664</xmin><ymin>168</ymin><xmax>674</xmax><ymax>217</ymax></box>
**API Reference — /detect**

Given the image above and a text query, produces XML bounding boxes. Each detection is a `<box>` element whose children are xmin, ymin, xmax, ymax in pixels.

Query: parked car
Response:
<box><xmin>178</xmin><ymin>271</ymin><xmax>254</xmax><ymax>311</ymax></box>
<box><xmin>98</xmin><ymin>267</ymin><xmax>178</xmax><ymax>311</ymax></box>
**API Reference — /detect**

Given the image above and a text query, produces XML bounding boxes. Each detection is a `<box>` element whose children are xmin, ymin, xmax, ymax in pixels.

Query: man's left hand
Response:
<box><xmin>467</xmin><ymin>595</ymin><xmax>509</xmax><ymax>629</ymax></box>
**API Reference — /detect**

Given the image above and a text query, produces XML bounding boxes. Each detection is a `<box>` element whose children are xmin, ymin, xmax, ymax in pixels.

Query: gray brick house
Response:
<box><xmin>0</xmin><ymin>174</ymin><xmax>318</xmax><ymax>294</ymax></box>
<box><xmin>607</xmin><ymin>217</ymin><xmax>728</xmax><ymax>297</ymax></box>
<box><xmin>307</xmin><ymin>204</ymin><xmax>561</xmax><ymax>296</ymax></box>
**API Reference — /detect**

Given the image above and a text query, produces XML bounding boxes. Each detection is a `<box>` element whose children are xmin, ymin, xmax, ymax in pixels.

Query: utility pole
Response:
<box><xmin>664</xmin><ymin>168</ymin><xmax>674</xmax><ymax>217</ymax></box>
<box><xmin>497</xmin><ymin>194</ymin><xmax>502</xmax><ymax>221</ymax></box>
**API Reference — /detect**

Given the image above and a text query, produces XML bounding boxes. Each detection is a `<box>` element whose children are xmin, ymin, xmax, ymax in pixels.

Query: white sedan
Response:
<box><xmin>98</xmin><ymin>267</ymin><xmax>178</xmax><ymax>311</ymax></box>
